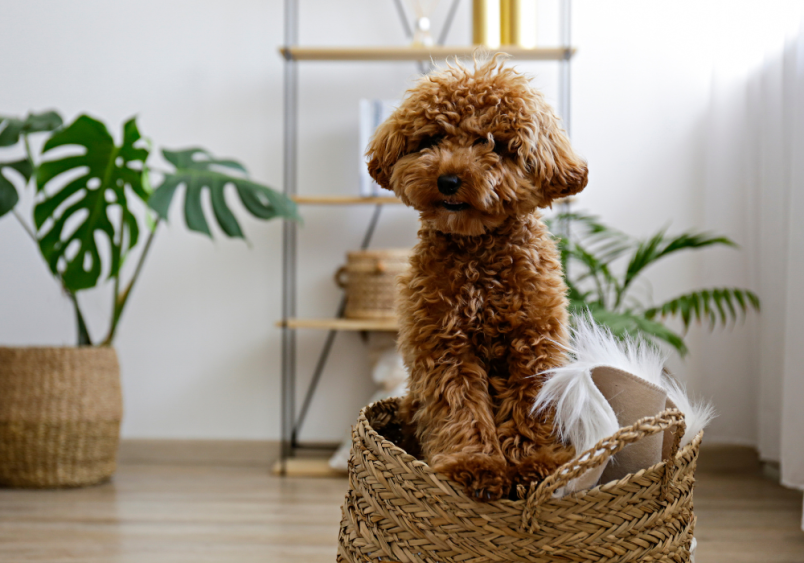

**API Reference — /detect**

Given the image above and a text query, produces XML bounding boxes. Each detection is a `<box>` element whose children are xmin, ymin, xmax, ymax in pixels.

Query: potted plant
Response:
<box><xmin>546</xmin><ymin>212</ymin><xmax>760</xmax><ymax>355</ymax></box>
<box><xmin>0</xmin><ymin>111</ymin><xmax>299</xmax><ymax>487</ymax></box>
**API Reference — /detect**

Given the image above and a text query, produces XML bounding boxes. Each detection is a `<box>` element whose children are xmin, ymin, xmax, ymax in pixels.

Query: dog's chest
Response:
<box><xmin>421</xmin><ymin>244</ymin><xmax>539</xmax><ymax>354</ymax></box>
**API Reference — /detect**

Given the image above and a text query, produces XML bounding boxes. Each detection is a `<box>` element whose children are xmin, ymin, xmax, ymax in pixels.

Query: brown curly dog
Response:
<box><xmin>366</xmin><ymin>56</ymin><xmax>588</xmax><ymax>501</ymax></box>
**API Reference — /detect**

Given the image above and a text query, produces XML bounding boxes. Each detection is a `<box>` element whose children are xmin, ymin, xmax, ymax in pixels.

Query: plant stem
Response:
<box><xmin>69</xmin><ymin>292</ymin><xmax>92</xmax><ymax>346</ymax></box>
<box><xmin>101</xmin><ymin>219</ymin><xmax>160</xmax><ymax>345</ymax></box>
<box><xmin>13</xmin><ymin>208</ymin><xmax>92</xmax><ymax>346</ymax></box>
<box><xmin>106</xmin><ymin>156</ymin><xmax>125</xmax><ymax>347</ymax></box>
<box><xmin>12</xmin><ymin>209</ymin><xmax>37</xmax><ymax>242</ymax></box>
<box><xmin>23</xmin><ymin>134</ymin><xmax>34</xmax><ymax>170</ymax></box>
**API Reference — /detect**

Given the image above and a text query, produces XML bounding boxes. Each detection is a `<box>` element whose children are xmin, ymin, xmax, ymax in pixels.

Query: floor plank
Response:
<box><xmin>0</xmin><ymin>447</ymin><xmax>801</xmax><ymax>562</ymax></box>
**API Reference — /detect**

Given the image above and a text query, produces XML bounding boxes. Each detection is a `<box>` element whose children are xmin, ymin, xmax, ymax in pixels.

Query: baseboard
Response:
<box><xmin>117</xmin><ymin>439</ymin><xmax>341</xmax><ymax>467</ymax></box>
<box><xmin>118</xmin><ymin>439</ymin><xmax>763</xmax><ymax>479</ymax></box>
<box><xmin>696</xmin><ymin>444</ymin><xmax>761</xmax><ymax>474</ymax></box>
<box><xmin>117</xmin><ymin>439</ymin><xmax>280</xmax><ymax>467</ymax></box>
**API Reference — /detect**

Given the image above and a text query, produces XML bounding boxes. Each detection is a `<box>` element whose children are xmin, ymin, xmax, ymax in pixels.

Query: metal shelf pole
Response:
<box><xmin>557</xmin><ymin>0</ymin><xmax>573</xmax><ymax>244</ymax></box>
<box><xmin>291</xmin><ymin>204</ymin><xmax>384</xmax><ymax>444</ymax></box>
<box><xmin>280</xmin><ymin>0</ymin><xmax>299</xmax><ymax>475</ymax></box>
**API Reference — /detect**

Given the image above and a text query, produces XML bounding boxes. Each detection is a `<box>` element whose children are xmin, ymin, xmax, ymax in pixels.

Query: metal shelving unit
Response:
<box><xmin>278</xmin><ymin>0</ymin><xmax>575</xmax><ymax>475</ymax></box>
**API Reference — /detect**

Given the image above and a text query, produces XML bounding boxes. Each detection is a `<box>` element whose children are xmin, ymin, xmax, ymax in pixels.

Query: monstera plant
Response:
<box><xmin>0</xmin><ymin>110</ymin><xmax>298</xmax><ymax>488</ymax></box>
<box><xmin>1</xmin><ymin>110</ymin><xmax>298</xmax><ymax>346</ymax></box>
<box><xmin>547</xmin><ymin>212</ymin><xmax>760</xmax><ymax>356</ymax></box>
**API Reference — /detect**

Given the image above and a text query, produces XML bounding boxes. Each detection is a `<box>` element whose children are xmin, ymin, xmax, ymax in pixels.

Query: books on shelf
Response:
<box><xmin>359</xmin><ymin>99</ymin><xmax>398</xmax><ymax>197</ymax></box>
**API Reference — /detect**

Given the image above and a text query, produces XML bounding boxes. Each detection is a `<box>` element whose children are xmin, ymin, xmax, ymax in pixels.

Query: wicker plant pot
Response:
<box><xmin>337</xmin><ymin>398</ymin><xmax>700</xmax><ymax>563</ymax></box>
<box><xmin>0</xmin><ymin>347</ymin><xmax>123</xmax><ymax>488</ymax></box>
<box><xmin>335</xmin><ymin>249</ymin><xmax>411</xmax><ymax>320</ymax></box>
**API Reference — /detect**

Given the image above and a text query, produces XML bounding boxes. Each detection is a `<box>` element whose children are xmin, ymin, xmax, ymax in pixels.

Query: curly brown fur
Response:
<box><xmin>366</xmin><ymin>56</ymin><xmax>587</xmax><ymax>501</ymax></box>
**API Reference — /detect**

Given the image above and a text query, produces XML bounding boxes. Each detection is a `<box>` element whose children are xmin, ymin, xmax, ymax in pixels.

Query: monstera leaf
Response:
<box><xmin>148</xmin><ymin>148</ymin><xmax>298</xmax><ymax>238</ymax></box>
<box><xmin>0</xmin><ymin>111</ymin><xmax>63</xmax><ymax>217</ymax></box>
<box><xmin>0</xmin><ymin>111</ymin><xmax>63</xmax><ymax>147</ymax></box>
<box><xmin>0</xmin><ymin>159</ymin><xmax>32</xmax><ymax>217</ymax></box>
<box><xmin>35</xmin><ymin>115</ymin><xmax>150</xmax><ymax>292</ymax></box>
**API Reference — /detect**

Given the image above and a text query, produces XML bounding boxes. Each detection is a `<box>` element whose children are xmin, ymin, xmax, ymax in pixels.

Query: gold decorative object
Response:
<box><xmin>472</xmin><ymin>0</ymin><xmax>500</xmax><ymax>47</ymax></box>
<box><xmin>501</xmin><ymin>0</ymin><xmax>537</xmax><ymax>47</ymax></box>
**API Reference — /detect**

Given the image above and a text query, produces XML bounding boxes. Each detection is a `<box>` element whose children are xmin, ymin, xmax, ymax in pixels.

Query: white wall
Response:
<box><xmin>0</xmin><ymin>1</ymin><xmax>768</xmax><ymax>443</ymax></box>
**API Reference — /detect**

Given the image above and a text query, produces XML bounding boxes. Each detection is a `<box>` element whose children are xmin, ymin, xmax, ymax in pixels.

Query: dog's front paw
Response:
<box><xmin>433</xmin><ymin>453</ymin><xmax>510</xmax><ymax>502</ymax></box>
<box><xmin>509</xmin><ymin>448</ymin><xmax>574</xmax><ymax>492</ymax></box>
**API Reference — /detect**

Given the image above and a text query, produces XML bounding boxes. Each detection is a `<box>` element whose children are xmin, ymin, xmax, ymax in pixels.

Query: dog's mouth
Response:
<box><xmin>441</xmin><ymin>200</ymin><xmax>471</xmax><ymax>212</ymax></box>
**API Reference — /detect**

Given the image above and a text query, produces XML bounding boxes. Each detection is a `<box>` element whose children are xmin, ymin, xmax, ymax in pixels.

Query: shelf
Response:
<box><xmin>277</xmin><ymin>317</ymin><xmax>399</xmax><ymax>332</ymax></box>
<box><xmin>292</xmin><ymin>195</ymin><xmax>402</xmax><ymax>205</ymax></box>
<box><xmin>280</xmin><ymin>46</ymin><xmax>575</xmax><ymax>62</ymax></box>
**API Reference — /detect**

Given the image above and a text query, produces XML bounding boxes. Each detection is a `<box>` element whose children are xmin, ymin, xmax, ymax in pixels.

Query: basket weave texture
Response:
<box><xmin>335</xmin><ymin>249</ymin><xmax>411</xmax><ymax>320</ymax></box>
<box><xmin>337</xmin><ymin>398</ymin><xmax>700</xmax><ymax>563</ymax></box>
<box><xmin>0</xmin><ymin>347</ymin><xmax>122</xmax><ymax>488</ymax></box>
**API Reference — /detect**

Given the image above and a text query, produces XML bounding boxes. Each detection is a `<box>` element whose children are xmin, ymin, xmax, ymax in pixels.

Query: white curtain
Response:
<box><xmin>703</xmin><ymin>6</ymin><xmax>804</xmax><ymax>530</ymax></box>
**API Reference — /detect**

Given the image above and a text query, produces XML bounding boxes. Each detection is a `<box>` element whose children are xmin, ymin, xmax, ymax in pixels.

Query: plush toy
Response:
<box><xmin>365</xmin><ymin>56</ymin><xmax>588</xmax><ymax>501</ymax></box>
<box><xmin>534</xmin><ymin>313</ymin><xmax>716</xmax><ymax>494</ymax></box>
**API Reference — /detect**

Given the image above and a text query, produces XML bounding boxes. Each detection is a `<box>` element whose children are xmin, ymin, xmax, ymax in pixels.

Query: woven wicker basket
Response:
<box><xmin>337</xmin><ymin>397</ymin><xmax>700</xmax><ymax>563</ymax></box>
<box><xmin>0</xmin><ymin>347</ymin><xmax>123</xmax><ymax>488</ymax></box>
<box><xmin>335</xmin><ymin>249</ymin><xmax>411</xmax><ymax>320</ymax></box>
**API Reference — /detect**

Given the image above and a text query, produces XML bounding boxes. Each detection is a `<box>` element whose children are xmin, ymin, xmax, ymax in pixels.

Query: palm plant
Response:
<box><xmin>546</xmin><ymin>212</ymin><xmax>760</xmax><ymax>356</ymax></box>
<box><xmin>0</xmin><ymin>111</ymin><xmax>299</xmax><ymax>346</ymax></box>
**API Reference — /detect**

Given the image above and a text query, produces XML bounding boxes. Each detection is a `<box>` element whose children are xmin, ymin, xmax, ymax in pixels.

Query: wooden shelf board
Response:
<box><xmin>292</xmin><ymin>195</ymin><xmax>402</xmax><ymax>205</ymax></box>
<box><xmin>271</xmin><ymin>458</ymin><xmax>347</xmax><ymax>478</ymax></box>
<box><xmin>277</xmin><ymin>317</ymin><xmax>399</xmax><ymax>331</ymax></box>
<box><xmin>280</xmin><ymin>46</ymin><xmax>575</xmax><ymax>62</ymax></box>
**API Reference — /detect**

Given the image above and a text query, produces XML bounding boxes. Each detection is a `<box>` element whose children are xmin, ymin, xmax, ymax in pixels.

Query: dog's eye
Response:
<box><xmin>492</xmin><ymin>139</ymin><xmax>509</xmax><ymax>155</ymax></box>
<box><xmin>475</xmin><ymin>136</ymin><xmax>510</xmax><ymax>156</ymax></box>
<box><xmin>417</xmin><ymin>135</ymin><xmax>443</xmax><ymax>152</ymax></box>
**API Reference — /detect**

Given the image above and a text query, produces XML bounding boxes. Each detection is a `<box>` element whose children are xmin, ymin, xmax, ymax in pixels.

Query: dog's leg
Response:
<box><xmin>402</xmin><ymin>353</ymin><xmax>510</xmax><ymax>501</ymax></box>
<box><xmin>493</xmin><ymin>332</ymin><xmax>575</xmax><ymax>493</ymax></box>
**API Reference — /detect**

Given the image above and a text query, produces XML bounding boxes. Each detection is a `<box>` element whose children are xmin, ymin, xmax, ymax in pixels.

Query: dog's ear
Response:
<box><xmin>366</xmin><ymin>115</ymin><xmax>408</xmax><ymax>193</ymax></box>
<box><xmin>525</xmin><ymin>112</ymin><xmax>589</xmax><ymax>207</ymax></box>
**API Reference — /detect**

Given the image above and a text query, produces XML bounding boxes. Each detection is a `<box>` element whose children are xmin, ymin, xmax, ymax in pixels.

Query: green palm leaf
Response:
<box><xmin>567</xmin><ymin>241</ymin><xmax>622</xmax><ymax>307</ymax></box>
<box><xmin>620</xmin><ymin>231</ymin><xmax>736</xmax><ymax>303</ymax></box>
<box><xmin>577</xmin><ymin>305</ymin><xmax>688</xmax><ymax>356</ymax></box>
<box><xmin>556</xmin><ymin>212</ymin><xmax>758</xmax><ymax>357</ymax></box>
<box><xmin>148</xmin><ymin>148</ymin><xmax>300</xmax><ymax>238</ymax></box>
<box><xmin>35</xmin><ymin>115</ymin><xmax>149</xmax><ymax>292</ymax></box>
<box><xmin>645</xmin><ymin>287</ymin><xmax>761</xmax><ymax>330</ymax></box>
<box><xmin>551</xmin><ymin>212</ymin><xmax>625</xmax><ymax>237</ymax></box>
<box><xmin>550</xmin><ymin>212</ymin><xmax>633</xmax><ymax>306</ymax></box>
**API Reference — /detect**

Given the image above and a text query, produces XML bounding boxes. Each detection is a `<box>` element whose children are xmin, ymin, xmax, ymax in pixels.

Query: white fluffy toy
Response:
<box><xmin>534</xmin><ymin>313</ymin><xmax>715</xmax><ymax>493</ymax></box>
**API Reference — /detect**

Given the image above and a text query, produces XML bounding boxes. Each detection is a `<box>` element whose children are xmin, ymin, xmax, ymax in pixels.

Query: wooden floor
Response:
<box><xmin>0</xmin><ymin>446</ymin><xmax>802</xmax><ymax>562</ymax></box>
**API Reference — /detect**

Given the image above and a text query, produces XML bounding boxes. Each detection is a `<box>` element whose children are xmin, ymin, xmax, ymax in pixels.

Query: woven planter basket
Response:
<box><xmin>335</xmin><ymin>249</ymin><xmax>411</xmax><ymax>320</ymax></box>
<box><xmin>337</xmin><ymin>398</ymin><xmax>700</xmax><ymax>563</ymax></box>
<box><xmin>0</xmin><ymin>347</ymin><xmax>123</xmax><ymax>488</ymax></box>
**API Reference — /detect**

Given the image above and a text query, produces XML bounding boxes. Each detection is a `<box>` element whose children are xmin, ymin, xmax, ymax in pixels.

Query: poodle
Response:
<box><xmin>366</xmin><ymin>56</ymin><xmax>589</xmax><ymax>501</ymax></box>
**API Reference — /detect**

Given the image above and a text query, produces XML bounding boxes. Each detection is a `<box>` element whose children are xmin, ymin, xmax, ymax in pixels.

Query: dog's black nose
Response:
<box><xmin>437</xmin><ymin>175</ymin><xmax>461</xmax><ymax>195</ymax></box>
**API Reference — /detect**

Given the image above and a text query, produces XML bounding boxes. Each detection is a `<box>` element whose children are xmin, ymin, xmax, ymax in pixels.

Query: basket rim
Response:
<box><xmin>357</xmin><ymin>397</ymin><xmax>702</xmax><ymax>508</ymax></box>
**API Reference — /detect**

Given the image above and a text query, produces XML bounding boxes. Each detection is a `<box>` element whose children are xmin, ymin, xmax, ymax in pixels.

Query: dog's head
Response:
<box><xmin>366</xmin><ymin>56</ymin><xmax>588</xmax><ymax>236</ymax></box>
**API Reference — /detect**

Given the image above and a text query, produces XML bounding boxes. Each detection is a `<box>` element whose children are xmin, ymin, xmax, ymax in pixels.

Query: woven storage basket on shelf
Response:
<box><xmin>0</xmin><ymin>347</ymin><xmax>123</xmax><ymax>488</ymax></box>
<box><xmin>335</xmin><ymin>249</ymin><xmax>411</xmax><ymax>320</ymax></box>
<box><xmin>337</xmin><ymin>397</ymin><xmax>700</xmax><ymax>563</ymax></box>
